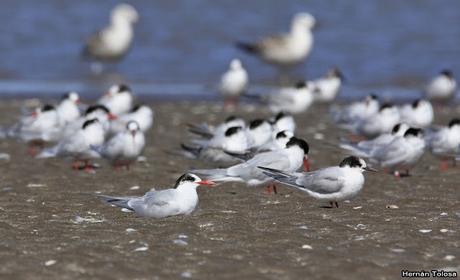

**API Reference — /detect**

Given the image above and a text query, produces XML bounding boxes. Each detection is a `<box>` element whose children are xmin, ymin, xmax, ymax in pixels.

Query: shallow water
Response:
<box><xmin>0</xmin><ymin>0</ymin><xmax>459</xmax><ymax>98</ymax></box>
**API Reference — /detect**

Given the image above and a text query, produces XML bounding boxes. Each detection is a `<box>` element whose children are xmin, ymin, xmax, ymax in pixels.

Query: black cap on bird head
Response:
<box><xmin>82</xmin><ymin>118</ymin><xmax>99</xmax><ymax>129</ymax></box>
<box><xmin>448</xmin><ymin>118</ymin><xmax>460</xmax><ymax>128</ymax></box>
<box><xmin>85</xmin><ymin>104</ymin><xmax>110</xmax><ymax>115</ymax></box>
<box><xmin>249</xmin><ymin>119</ymin><xmax>266</xmax><ymax>130</ymax></box>
<box><xmin>285</xmin><ymin>137</ymin><xmax>309</xmax><ymax>155</ymax></box>
<box><xmin>440</xmin><ymin>69</ymin><xmax>453</xmax><ymax>78</ymax></box>
<box><xmin>130</xmin><ymin>104</ymin><xmax>142</xmax><ymax>113</ymax></box>
<box><xmin>404</xmin><ymin>127</ymin><xmax>424</xmax><ymax>138</ymax></box>
<box><xmin>225</xmin><ymin>115</ymin><xmax>240</xmax><ymax>123</ymax></box>
<box><xmin>411</xmin><ymin>99</ymin><xmax>421</xmax><ymax>109</ymax></box>
<box><xmin>42</xmin><ymin>104</ymin><xmax>55</xmax><ymax>112</ymax></box>
<box><xmin>392</xmin><ymin>124</ymin><xmax>401</xmax><ymax>134</ymax></box>
<box><xmin>225</xmin><ymin>126</ymin><xmax>242</xmax><ymax>137</ymax></box>
<box><xmin>117</xmin><ymin>84</ymin><xmax>131</xmax><ymax>93</ymax></box>
<box><xmin>295</xmin><ymin>81</ymin><xmax>307</xmax><ymax>89</ymax></box>
<box><xmin>339</xmin><ymin>156</ymin><xmax>365</xmax><ymax>168</ymax></box>
<box><xmin>276</xmin><ymin>130</ymin><xmax>288</xmax><ymax>139</ymax></box>
<box><xmin>174</xmin><ymin>173</ymin><xmax>199</xmax><ymax>189</ymax></box>
<box><xmin>329</xmin><ymin>67</ymin><xmax>344</xmax><ymax>80</ymax></box>
<box><xmin>379</xmin><ymin>103</ymin><xmax>394</xmax><ymax>112</ymax></box>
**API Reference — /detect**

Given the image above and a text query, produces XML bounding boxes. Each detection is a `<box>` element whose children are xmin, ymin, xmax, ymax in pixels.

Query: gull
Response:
<box><xmin>82</xmin><ymin>3</ymin><xmax>138</xmax><ymax>70</ymax></box>
<box><xmin>219</xmin><ymin>59</ymin><xmax>248</xmax><ymax>108</ymax></box>
<box><xmin>259</xmin><ymin>156</ymin><xmax>375</xmax><ymax>208</ymax></box>
<box><xmin>425</xmin><ymin>70</ymin><xmax>457</xmax><ymax>102</ymax></box>
<box><xmin>236</xmin><ymin>13</ymin><xmax>315</xmax><ymax>67</ymax></box>
<box><xmin>98</xmin><ymin>173</ymin><xmax>215</xmax><ymax>218</ymax></box>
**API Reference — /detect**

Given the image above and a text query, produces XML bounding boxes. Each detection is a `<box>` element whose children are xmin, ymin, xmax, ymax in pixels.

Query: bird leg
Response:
<box><xmin>265</xmin><ymin>184</ymin><xmax>277</xmax><ymax>195</ymax></box>
<box><xmin>329</xmin><ymin>201</ymin><xmax>339</xmax><ymax>208</ymax></box>
<box><xmin>72</xmin><ymin>160</ymin><xmax>82</xmax><ymax>170</ymax></box>
<box><xmin>82</xmin><ymin>160</ymin><xmax>95</xmax><ymax>174</ymax></box>
<box><xmin>303</xmin><ymin>158</ymin><xmax>310</xmax><ymax>172</ymax></box>
<box><xmin>439</xmin><ymin>160</ymin><xmax>449</xmax><ymax>171</ymax></box>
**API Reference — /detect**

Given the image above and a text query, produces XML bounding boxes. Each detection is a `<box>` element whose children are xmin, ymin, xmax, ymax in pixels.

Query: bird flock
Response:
<box><xmin>1</xmin><ymin>4</ymin><xmax>459</xmax><ymax>219</ymax></box>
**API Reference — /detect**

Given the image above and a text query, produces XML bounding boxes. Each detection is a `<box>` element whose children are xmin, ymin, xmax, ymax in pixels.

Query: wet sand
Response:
<box><xmin>0</xmin><ymin>100</ymin><xmax>458</xmax><ymax>279</ymax></box>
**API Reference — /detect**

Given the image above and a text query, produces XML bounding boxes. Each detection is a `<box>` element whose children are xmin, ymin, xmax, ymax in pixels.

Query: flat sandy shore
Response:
<box><xmin>0</xmin><ymin>100</ymin><xmax>458</xmax><ymax>279</ymax></box>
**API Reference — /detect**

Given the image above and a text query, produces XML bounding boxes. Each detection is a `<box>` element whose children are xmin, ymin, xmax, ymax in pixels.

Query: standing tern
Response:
<box><xmin>98</xmin><ymin>84</ymin><xmax>134</xmax><ymax>115</ymax></box>
<box><xmin>94</xmin><ymin>121</ymin><xmax>145</xmax><ymax>170</ymax></box>
<box><xmin>398</xmin><ymin>99</ymin><xmax>433</xmax><ymax>128</ymax></box>
<box><xmin>37</xmin><ymin>119</ymin><xmax>106</xmax><ymax>172</ymax></box>
<box><xmin>219</xmin><ymin>59</ymin><xmax>248</xmax><ymax>108</ymax></box>
<box><xmin>426</xmin><ymin>118</ymin><xmax>460</xmax><ymax>170</ymax></box>
<box><xmin>192</xmin><ymin>137</ymin><xmax>309</xmax><ymax>188</ymax></box>
<box><xmin>312</xmin><ymin>67</ymin><xmax>344</xmax><ymax>103</ymax></box>
<box><xmin>259</xmin><ymin>156</ymin><xmax>375</xmax><ymax>208</ymax></box>
<box><xmin>425</xmin><ymin>70</ymin><xmax>457</xmax><ymax>102</ymax></box>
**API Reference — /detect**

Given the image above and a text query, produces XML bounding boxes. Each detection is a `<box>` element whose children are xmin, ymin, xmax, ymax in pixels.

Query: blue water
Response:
<box><xmin>0</xmin><ymin>0</ymin><xmax>459</xmax><ymax>98</ymax></box>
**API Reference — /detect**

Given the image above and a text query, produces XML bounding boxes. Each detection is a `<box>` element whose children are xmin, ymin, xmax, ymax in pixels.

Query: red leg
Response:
<box><xmin>303</xmin><ymin>158</ymin><xmax>310</xmax><ymax>172</ymax></box>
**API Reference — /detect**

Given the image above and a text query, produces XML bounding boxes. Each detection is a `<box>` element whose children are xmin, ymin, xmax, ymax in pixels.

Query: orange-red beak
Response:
<box><xmin>75</xmin><ymin>99</ymin><xmax>81</xmax><ymax>104</ymax></box>
<box><xmin>104</xmin><ymin>91</ymin><xmax>111</xmax><ymax>97</ymax></box>
<box><xmin>108</xmin><ymin>113</ymin><xmax>118</xmax><ymax>120</ymax></box>
<box><xmin>197</xmin><ymin>180</ymin><xmax>216</xmax><ymax>186</ymax></box>
<box><xmin>303</xmin><ymin>156</ymin><xmax>310</xmax><ymax>172</ymax></box>
<box><xmin>31</xmin><ymin>111</ymin><xmax>38</xmax><ymax>118</ymax></box>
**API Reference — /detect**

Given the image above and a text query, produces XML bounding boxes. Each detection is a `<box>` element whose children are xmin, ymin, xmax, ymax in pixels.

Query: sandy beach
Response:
<box><xmin>0</xmin><ymin>100</ymin><xmax>458</xmax><ymax>279</ymax></box>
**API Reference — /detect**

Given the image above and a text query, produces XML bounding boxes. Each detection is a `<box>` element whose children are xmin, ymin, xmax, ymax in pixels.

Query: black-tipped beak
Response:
<box><xmin>364</xmin><ymin>166</ymin><xmax>377</xmax><ymax>172</ymax></box>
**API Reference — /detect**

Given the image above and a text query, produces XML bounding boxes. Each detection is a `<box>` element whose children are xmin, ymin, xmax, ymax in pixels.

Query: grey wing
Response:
<box><xmin>101</xmin><ymin>134</ymin><xmax>125</xmax><ymax>159</ymax></box>
<box><xmin>145</xmin><ymin>189</ymin><xmax>176</xmax><ymax>206</ymax></box>
<box><xmin>374</xmin><ymin>140</ymin><xmax>409</xmax><ymax>167</ymax></box>
<box><xmin>58</xmin><ymin>133</ymin><xmax>87</xmax><ymax>155</ymax></box>
<box><xmin>228</xmin><ymin>150</ymin><xmax>289</xmax><ymax>178</ymax></box>
<box><xmin>259</xmin><ymin>34</ymin><xmax>290</xmax><ymax>52</ymax></box>
<box><xmin>296</xmin><ymin>167</ymin><xmax>344</xmax><ymax>194</ymax></box>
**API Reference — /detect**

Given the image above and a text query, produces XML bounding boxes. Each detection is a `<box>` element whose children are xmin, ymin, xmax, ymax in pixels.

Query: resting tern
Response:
<box><xmin>98</xmin><ymin>173</ymin><xmax>215</xmax><ymax>218</ymax></box>
<box><xmin>312</xmin><ymin>67</ymin><xmax>344</xmax><ymax>102</ymax></box>
<box><xmin>219</xmin><ymin>59</ymin><xmax>248</xmax><ymax>108</ymax></box>
<box><xmin>37</xmin><ymin>119</ymin><xmax>105</xmax><ymax>172</ymax></box>
<box><xmin>98</xmin><ymin>84</ymin><xmax>134</xmax><ymax>115</ymax></box>
<box><xmin>398</xmin><ymin>99</ymin><xmax>433</xmax><ymax>128</ymax></box>
<box><xmin>94</xmin><ymin>121</ymin><xmax>145</xmax><ymax>170</ymax></box>
<box><xmin>110</xmin><ymin>104</ymin><xmax>154</xmax><ymax>134</ymax></box>
<box><xmin>425</xmin><ymin>70</ymin><xmax>457</xmax><ymax>102</ymax></box>
<box><xmin>332</xmin><ymin>94</ymin><xmax>379</xmax><ymax>125</ymax></box>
